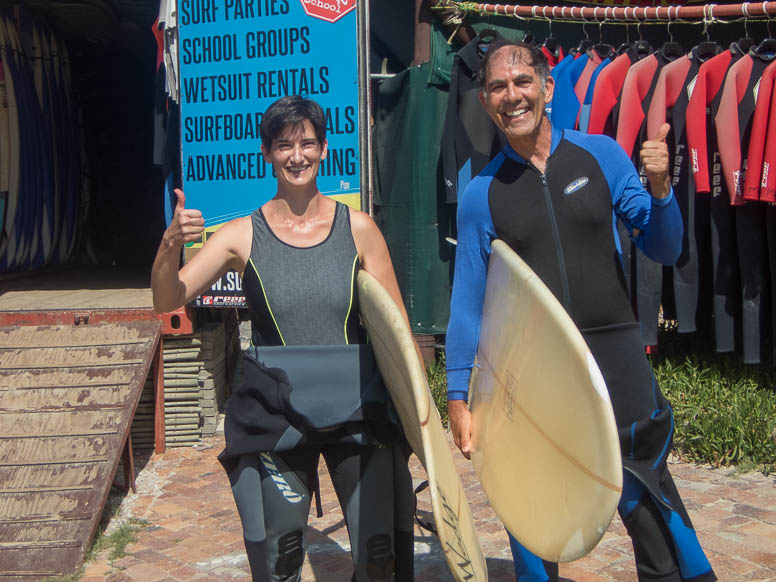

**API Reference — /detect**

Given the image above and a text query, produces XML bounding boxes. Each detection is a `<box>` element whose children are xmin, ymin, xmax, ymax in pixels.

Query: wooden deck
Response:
<box><xmin>0</xmin><ymin>266</ymin><xmax>153</xmax><ymax>312</ymax></box>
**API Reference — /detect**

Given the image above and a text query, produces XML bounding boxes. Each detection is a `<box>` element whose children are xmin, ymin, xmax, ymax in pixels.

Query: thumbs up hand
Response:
<box><xmin>640</xmin><ymin>123</ymin><xmax>672</xmax><ymax>199</ymax></box>
<box><xmin>167</xmin><ymin>189</ymin><xmax>205</xmax><ymax>246</ymax></box>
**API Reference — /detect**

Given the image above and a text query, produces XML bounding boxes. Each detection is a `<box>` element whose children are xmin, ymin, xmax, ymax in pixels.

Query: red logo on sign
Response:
<box><xmin>299</xmin><ymin>0</ymin><xmax>355</xmax><ymax>22</ymax></box>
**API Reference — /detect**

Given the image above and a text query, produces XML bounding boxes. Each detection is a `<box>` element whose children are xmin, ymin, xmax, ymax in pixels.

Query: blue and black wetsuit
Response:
<box><xmin>446</xmin><ymin>126</ymin><xmax>716</xmax><ymax>582</ymax></box>
<box><xmin>219</xmin><ymin>202</ymin><xmax>413</xmax><ymax>582</ymax></box>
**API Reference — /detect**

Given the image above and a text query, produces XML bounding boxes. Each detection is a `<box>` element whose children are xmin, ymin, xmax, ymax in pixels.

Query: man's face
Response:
<box><xmin>262</xmin><ymin>119</ymin><xmax>327</xmax><ymax>189</ymax></box>
<box><xmin>479</xmin><ymin>47</ymin><xmax>554</xmax><ymax>147</ymax></box>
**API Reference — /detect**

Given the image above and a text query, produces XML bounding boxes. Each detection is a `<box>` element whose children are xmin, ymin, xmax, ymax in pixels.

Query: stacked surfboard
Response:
<box><xmin>0</xmin><ymin>8</ymin><xmax>82</xmax><ymax>272</ymax></box>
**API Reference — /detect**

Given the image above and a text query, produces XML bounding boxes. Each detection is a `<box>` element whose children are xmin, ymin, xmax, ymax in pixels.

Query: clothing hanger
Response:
<box><xmin>752</xmin><ymin>14</ymin><xmax>776</xmax><ymax>57</ymax></box>
<box><xmin>735</xmin><ymin>13</ymin><xmax>755</xmax><ymax>52</ymax></box>
<box><xmin>573</xmin><ymin>21</ymin><xmax>595</xmax><ymax>56</ymax></box>
<box><xmin>542</xmin><ymin>19</ymin><xmax>562</xmax><ymax>57</ymax></box>
<box><xmin>660</xmin><ymin>19</ymin><xmax>686</xmax><ymax>59</ymax></box>
<box><xmin>590</xmin><ymin>18</ymin><xmax>615</xmax><ymax>60</ymax></box>
<box><xmin>694</xmin><ymin>15</ymin><xmax>720</xmax><ymax>63</ymax></box>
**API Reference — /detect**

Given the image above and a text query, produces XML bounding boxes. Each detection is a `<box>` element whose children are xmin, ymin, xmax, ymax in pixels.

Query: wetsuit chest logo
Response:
<box><xmin>563</xmin><ymin>176</ymin><xmax>589</xmax><ymax>195</ymax></box>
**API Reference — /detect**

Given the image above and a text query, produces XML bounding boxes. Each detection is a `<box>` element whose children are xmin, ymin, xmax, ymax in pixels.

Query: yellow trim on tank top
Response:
<box><xmin>248</xmin><ymin>257</ymin><xmax>286</xmax><ymax>346</ymax></box>
<box><xmin>343</xmin><ymin>254</ymin><xmax>359</xmax><ymax>344</ymax></box>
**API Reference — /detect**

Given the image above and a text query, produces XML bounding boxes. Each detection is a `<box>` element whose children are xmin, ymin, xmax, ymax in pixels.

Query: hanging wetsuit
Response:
<box><xmin>617</xmin><ymin>46</ymin><xmax>683</xmax><ymax>347</ymax></box>
<box><xmin>589</xmin><ymin>44</ymin><xmax>652</xmax><ymax>138</ymax></box>
<box><xmin>588</xmin><ymin>46</ymin><xmax>650</xmax><ymax>305</ymax></box>
<box><xmin>686</xmin><ymin>41</ymin><xmax>753</xmax><ymax>353</ymax></box>
<box><xmin>577</xmin><ymin>57</ymin><xmax>611</xmax><ymax>133</ymax></box>
<box><xmin>715</xmin><ymin>49</ymin><xmax>775</xmax><ymax>363</ymax></box>
<box><xmin>550</xmin><ymin>49</ymin><xmax>606</xmax><ymax>130</ymax></box>
<box><xmin>743</xmin><ymin>60</ymin><xmax>776</xmax><ymax>201</ymax></box>
<box><xmin>441</xmin><ymin>32</ymin><xmax>507</xmax><ymax>204</ymax></box>
<box><xmin>541</xmin><ymin>43</ymin><xmax>565</xmax><ymax>69</ymax></box>
<box><xmin>219</xmin><ymin>203</ymin><xmax>414</xmax><ymax>581</ymax></box>
<box><xmin>446</xmin><ymin>125</ymin><xmax>716</xmax><ymax>582</ymax></box>
<box><xmin>646</xmin><ymin>44</ymin><xmax>721</xmax><ymax>338</ymax></box>
<box><xmin>758</xmin><ymin>76</ymin><xmax>776</xmax><ymax>202</ymax></box>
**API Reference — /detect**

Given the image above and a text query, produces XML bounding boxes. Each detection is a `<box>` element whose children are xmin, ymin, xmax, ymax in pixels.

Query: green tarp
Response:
<box><xmin>372</xmin><ymin>62</ymin><xmax>455</xmax><ymax>335</ymax></box>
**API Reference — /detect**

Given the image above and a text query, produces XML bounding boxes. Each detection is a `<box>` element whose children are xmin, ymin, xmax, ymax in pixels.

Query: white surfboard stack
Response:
<box><xmin>0</xmin><ymin>8</ymin><xmax>83</xmax><ymax>272</ymax></box>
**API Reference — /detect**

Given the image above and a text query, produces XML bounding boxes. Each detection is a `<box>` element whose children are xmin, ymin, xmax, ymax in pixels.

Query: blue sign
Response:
<box><xmin>178</xmin><ymin>0</ymin><xmax>360</xmax><ymax>231</ymax></box>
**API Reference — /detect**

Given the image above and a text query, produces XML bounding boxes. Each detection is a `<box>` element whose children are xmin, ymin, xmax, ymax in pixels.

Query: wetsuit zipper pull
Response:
<box><xmin>540</xmin><ymin>174</ymin><xmax>548</xmax><ymax>187</ymax></box>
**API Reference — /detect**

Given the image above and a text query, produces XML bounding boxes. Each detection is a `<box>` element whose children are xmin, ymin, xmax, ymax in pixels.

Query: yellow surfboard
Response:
<box><xmin>357</xmin><ymin>270</ymin><xmax>488</xmax><ymax>582</ymax></box>
<box><xmin>469</xmin><ymin>239</ymin><xmax>622</xmax><ymax>563</ymax></box>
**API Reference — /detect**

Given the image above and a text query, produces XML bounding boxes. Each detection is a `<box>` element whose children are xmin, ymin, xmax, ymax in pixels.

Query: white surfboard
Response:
<box><xmin>469</xmin><ymin>239</ymin><xmax>622</xmax><ymax>563</ymax></box>
<box><xmin>357</xmin><ymin>270</ymin><xmax>488</xmax><ymax>582</ymax></box>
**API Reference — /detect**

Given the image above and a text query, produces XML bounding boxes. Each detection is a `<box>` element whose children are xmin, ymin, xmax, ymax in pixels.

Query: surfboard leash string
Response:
<box><xmin>413</xmin><ymin>480</ymin><xmax>437</xmax><ymax>534</ymax></box>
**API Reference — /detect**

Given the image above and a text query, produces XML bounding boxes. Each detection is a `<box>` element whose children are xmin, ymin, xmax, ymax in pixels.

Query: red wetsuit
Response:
<box><xmin>760</xmin><ymin>88</ymin><xmax>776</xmax><ymax>202</ymax></box>
<box><xmin>616</xmin><ymin>48</ymin><xmax>681</xmax><ymax>161</ymax></box>
<box><xmin>615</xmin><ymin>46</ymin><xmax>682</xmax><ymax>346</ymax></box>
<box><xmin>714</xmin><ymin>48</ymin><xmax>774</xmax><ymax>363</ymax></box>
<box><xmin>743</xmin><ymin>60</ymin><xmax>776</xmax><ymax>201</ymax></box>
<box><xmin>714</xmin><ymin>51</ymin><xmax>775</xmax><ymax>205</ymax></box>
<box><xmin>588</xmin><ymin>48</ymin><xmax>641</xmax><ymax>137</ymax></box>
<box><xmin>645</xmin><ymin>45</ymin><xmax>721</xmax><ymax>336</ymax></box>
<box><xmin>741</xmin><ymin>59</ymin><xmax>776</xmax><ymax>201</ymax></box>
<box><xmin>686</xmin><ymin>44</ymin><xmax>750</xmax><ymax>193</ymax></box>
<box><xmin>684</xmin><ymin>41</ymin><xmax>752</xmax><ymax>354</ymax></box>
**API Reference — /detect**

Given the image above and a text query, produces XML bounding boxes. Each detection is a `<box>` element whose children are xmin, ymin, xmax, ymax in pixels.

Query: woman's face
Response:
<box><xmin>262</xmin><ymin>119</ymin><xmax>328</xmax><ymax>190</ymax></box>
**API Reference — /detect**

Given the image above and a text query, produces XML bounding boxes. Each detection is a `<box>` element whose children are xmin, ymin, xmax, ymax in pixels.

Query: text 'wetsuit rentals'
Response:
<box><xmin>446</xmin><ymin>126</ymin><xmax>716</xmax><ymax>582</ymax></box>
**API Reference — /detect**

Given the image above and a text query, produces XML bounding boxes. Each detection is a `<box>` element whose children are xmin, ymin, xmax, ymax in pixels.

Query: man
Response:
<box><xmin>445</xmin><ymin>41</ymin><xmax>716</xmax><ymax>582</ymax></box>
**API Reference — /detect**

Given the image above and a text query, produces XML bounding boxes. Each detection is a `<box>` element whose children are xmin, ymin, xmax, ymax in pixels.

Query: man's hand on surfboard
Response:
<box><xmin>448</xmin><ymin>400</ymin><xmax>472</xmax><ymax>459</ymax></box>
<box><xmin>167</xmin><ymin>189</ymin><xmax>205</xmax><ymax>246</ymax></box>
<box><xmin>640</xmin><ymin>123</ymin><xmax>671</xmax><ymax>200</ymax></box>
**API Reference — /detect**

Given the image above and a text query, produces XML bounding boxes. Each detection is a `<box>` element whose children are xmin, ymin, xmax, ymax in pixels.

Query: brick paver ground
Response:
<box><xmin>83</xmin><ymin>432</ymin><xmax>776</xmax><ymax>582</ymax></box>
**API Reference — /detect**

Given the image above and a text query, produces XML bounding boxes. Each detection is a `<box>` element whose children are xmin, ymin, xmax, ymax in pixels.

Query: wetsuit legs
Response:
<box><xmin>323</xmin><ymin>443</ymin><xmax>404</xmax><ymax>582</ymax></box>
<box><xmin>736</xmin><ymin>203</ymin><xmax>769</xmax><ymax>364</ymax></box>
<box><xmin>229</xmin><ymin>443</ymin><xmax>407</xmax><ymax>582</ymax></box>
<box><xmin>228</xmin><ymin>452</ymin><xmax>313</xmax><ymax>582</ymax></box>
<box><xmin>619</xmin><ymin>471</ymin><xmax>715</xmax><ymax>582</ymax></box>
<box><xmin>506</xmin><ymin>532</ymin><xmax>558</xmax><ymax>582</ymax></box>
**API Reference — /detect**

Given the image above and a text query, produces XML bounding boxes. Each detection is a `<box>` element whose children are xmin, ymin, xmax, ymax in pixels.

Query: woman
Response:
<box><xmin>152</xmin><ymin>95</ymin><xmax>414</xmax><ymax>581</ymax></box>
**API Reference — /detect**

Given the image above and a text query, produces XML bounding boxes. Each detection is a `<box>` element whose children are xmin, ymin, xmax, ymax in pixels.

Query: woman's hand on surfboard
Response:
<box><xmin>448</xmin><ymin>400</ymin><xmax>473</xmax><ymax>459</ymax></box>
<box><xmin>167</xmin><ymin>189</ymin><xmax>205</xmax><ymax>246</ymax></box>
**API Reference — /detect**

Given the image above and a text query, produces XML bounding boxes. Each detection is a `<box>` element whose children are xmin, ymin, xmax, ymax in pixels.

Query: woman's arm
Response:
<box><xmin>151</xmin><ymin>189</ymin><xmax>249</xmax><ymax>312</ymax></box>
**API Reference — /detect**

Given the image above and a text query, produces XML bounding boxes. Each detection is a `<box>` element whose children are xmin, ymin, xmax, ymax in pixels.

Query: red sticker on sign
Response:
<box><xmin>299</xmin><ymin>0</ymin><xmax>355</xmax><ymax>22</ymax></box>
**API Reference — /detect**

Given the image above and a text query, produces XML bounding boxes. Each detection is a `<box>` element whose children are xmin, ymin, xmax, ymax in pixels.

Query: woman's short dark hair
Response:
<box><xmin>260</xmin><ymin>95</ymin><xmax>327</xmax><ymax>149</ymax></box>
<box><xmin>479</xmin><ymin>40</ymin><xmax>550</xmax><ymax>92</ymax></box>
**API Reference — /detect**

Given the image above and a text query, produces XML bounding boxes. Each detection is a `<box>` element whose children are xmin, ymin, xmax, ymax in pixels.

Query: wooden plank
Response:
<box><xmin>0</xmin><ymin>366</ymin><xmax>137</xmax><ymax>389</ymax></box>
<box><xmin>0</xmin><ymin>343</ymin><xmax>151</xmax><ymax>369</ymax></box>
<box><xmin>0</xmin><ymin>323</ymin><xmax>155</xmax><ymax>347</ymax></box>
<box><xmin>0</xmin><ymin>386</ymin><xmax>133</xmax><ymax>411</ymax></box>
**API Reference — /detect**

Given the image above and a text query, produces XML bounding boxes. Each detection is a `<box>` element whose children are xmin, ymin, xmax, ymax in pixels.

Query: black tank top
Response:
<box><xmin>242</xmin><ymin>202</ymin><xmax>364</xmax><ymax>347</ymax></box>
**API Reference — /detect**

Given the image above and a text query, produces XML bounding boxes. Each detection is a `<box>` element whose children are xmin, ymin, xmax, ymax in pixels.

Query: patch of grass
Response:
<box><xmin>651</xmin><ymin>330</ymin><xmax>776</xmax><ymax>475</ymax></box>
<box><xmin>427</xmin><ymin>352</ymin><xmax>449</xmax><ymax>429</ymax></box>
<box><xmin>42</xmin><ymin>499</ymin><xmax>150</xmax><ymax>582</ymax></box>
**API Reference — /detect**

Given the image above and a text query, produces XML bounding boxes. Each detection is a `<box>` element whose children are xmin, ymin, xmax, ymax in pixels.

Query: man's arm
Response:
<box><xmin>590</xmin><ymin>128</ymin><xmax>682</xmax><ymax>266</ymax></box>
<box><xmin>445</xmin><ymin>176</ymin><xmax>496</xmax><ymax>458</ymax></box>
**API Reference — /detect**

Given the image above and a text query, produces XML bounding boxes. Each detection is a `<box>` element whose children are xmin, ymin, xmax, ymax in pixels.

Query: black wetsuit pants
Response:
<box><xmin>229</xmin><ymin>442</ymin><xmax>414</xmax><ymax>582</ymax></box>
